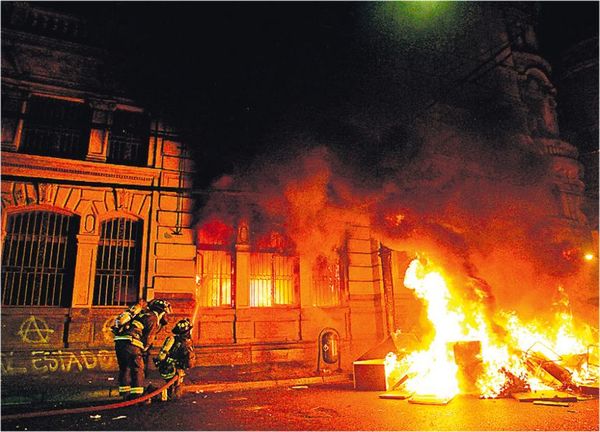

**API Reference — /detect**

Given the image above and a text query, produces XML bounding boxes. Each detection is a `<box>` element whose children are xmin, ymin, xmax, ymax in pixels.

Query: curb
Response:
<box><xmin>185</xmin><ymin>373</ymin><xmax>353</xmax><ymax>394</ymax></box>
<box><xmin>1</xmin><ymin>374</ymin><xmax>353</xmax><ymax>410</ymax></box>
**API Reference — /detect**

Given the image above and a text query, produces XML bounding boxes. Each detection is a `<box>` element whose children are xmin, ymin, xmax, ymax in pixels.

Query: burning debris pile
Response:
<box><xmin>377</xmin><ymin>258</ymin><xmax>599</xmax><ymax>403</ymax></box>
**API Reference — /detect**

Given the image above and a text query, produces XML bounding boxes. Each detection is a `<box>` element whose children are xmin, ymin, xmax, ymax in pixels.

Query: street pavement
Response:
<box><xmin>2</xmin><ymin>381</ymin><xmax>598</xmax><ymax>431</ymax></box>
<box><xmin>1</xmin><ymin>362</ymin><xmax>351</xmax><ymax>413</ymax></box>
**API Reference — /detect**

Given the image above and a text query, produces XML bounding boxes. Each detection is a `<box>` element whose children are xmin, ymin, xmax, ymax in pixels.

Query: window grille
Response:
<box><xmin>1</xmin><ymin>211</ymin><xmax>78</xmax><ymax>307</ymax></box>
<box><xmin>196</xmin><ymin>250</ymin><xmax>232</xmax><ymax>307</ymax></box>
<box><xmin>93</xmin><ymin>218</ymin><xmax>143</xmax><ymax>306</ymax></box>
<box><xmin>20</xmin><ymin>96</ymin><xmax>90</xmax><ymax>159</ymax></box>
<box><xmin>107</xmin><ymin>110</ymin><xmax>149</xmax><ymax>166</ymax></box>
<box><xmin>312</xmin><ymin>254</ymin><xmax>345</xmax><ymax>307</ymax></box>
<box><xmin>249</xmin><ymin>253</ymin><xmax>296</xmax><ymax>307</ymax></box>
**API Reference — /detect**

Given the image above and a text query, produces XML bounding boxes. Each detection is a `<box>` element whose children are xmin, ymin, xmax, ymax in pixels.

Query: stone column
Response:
<box><xmin>86</xmin><ymin>99</ymin><xmax>115</xmax><ymax>162</ymax></box>
<box><xmin>235</xmin><ymin>219</ymin><xmax>250</xmax><ymax>308</ymax></box>
<box><xmin>72</xmin><ymin>233</ymin><xmax>100</xmax><ymax>307</ymax></box>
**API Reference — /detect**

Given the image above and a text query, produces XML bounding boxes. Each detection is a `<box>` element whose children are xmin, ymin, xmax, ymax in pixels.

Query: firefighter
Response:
<box><xmin>114</xmin><ymin>299</ymin><xmax>172</xmax><ymax>399</ymax></box>
<box><xmin>153</xmin><ymin>317</ymin><xmax>195</xmax><ymax>400</ymax></box>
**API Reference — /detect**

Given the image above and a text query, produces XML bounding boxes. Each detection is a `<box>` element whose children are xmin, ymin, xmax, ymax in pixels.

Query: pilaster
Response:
<box><xmin>86</xmin><ymin>99</ymin><xmax>116</xmax><ymax>162</ymax></box>
<box><xmin>72</xmin><ymin>234</ymin><xmax>100</xmax><ymax>307</ymax></box>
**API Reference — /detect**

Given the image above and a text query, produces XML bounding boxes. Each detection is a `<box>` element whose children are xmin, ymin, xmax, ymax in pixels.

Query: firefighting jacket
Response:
<box><xmin>155</xmin><ymin>335</ymin><xmax>195</xmax><ymax>379</ymax></box>
<box><xmin>114</xmin><ymin>310</ymin><xmax>160</xmax><ymax>351</ymax></box>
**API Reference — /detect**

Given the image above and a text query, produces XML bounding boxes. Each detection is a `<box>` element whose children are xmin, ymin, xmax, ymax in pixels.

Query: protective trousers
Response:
<box><xmin>115</xmin><ymin>340</ymin><xmax>145</xmax><ymax>397</ymax></box>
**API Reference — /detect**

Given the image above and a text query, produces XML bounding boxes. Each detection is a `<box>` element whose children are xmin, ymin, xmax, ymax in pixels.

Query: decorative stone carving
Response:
<box><xmin>13</xmin><ymin>183</ymin><xmax>27</xmax><ymax>206</ymax></box>
<box><xmin>237</xmin><ymin>219</ymin><xmax>249</xmax><ymax>244</ymax></box>
<box><xmin>520</xmin><ymin>68</ymin><xmax>559</xmax><ymax>138</ymax></box>
<box><xmin>117</xmin><ymin>189</ymin><xmax>131</xmax><ymax>210</ymax></box>
<box><xmin>84</xmin><ymin>213</ymin><xmax>96</xmax><ymax>233</ymax></box>
<box><xmin>37</xmin><ymin>183</ymin><xmax>55</xmax><ymax>203</ymax></box>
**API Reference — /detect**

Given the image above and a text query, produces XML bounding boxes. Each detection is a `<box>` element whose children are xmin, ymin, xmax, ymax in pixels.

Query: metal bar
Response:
<box><xmin>57</xmin><ymin>214</ymin><xmax>71</xmax><ymax>307</ymax></box>
<box><xmin>30</xmin><ymin>210</ymin><xmax>42</xmax><ymax>305</ymax></box>
<box><xmin>35</xmin><ymin>211</ymin><xmax>49</xmax><ymax>305</ymax></box>
<box><xmin>50</xmin><ymin>213</ymin><xmax>61</xmax><ymax>306</ymax></box>
<box><xmin>122</xmin><ymin>219</ymin><xmax>135</xmax><ymax>305</ymax></box>
<box><xmin>106</xmin><ymin>219</ymin><xmax>117</xmax><ymax>306</ymax></box>
<box><xmin>2</xmin><ymin>214</ymin><xmax>17</xmax><ymax>304</ymax></box>
<box><xmin>16</xmin><ymin>211</ymin><xmax>32</xmax><ymax>305</ymax></box>
<box><xmin>95</xmin><ymin>221</ymin><xmax>106</xmax><ymax>305</ymax></box>
<box><xmin>46</xmin><ymin>212</ymin><xmax>58</xmax><ymax>306</ymax></box>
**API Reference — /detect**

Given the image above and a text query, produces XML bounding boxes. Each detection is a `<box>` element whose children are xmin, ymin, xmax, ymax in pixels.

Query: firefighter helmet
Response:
<box><xmin>172</xmin><ymin>318</ymin><xmax>193</xmax><ymax>335</ymax></box>
<box><xmin>148</xmin><ymin>299</ymin><xmax>172</xmax><ymax>314</ymax></box>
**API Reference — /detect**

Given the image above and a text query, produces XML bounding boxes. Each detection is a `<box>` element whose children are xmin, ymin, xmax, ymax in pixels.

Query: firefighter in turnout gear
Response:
<box><xmin>153</xmin><ymin>317</ymin><xmax>195</xmax><ymax>400</ymax></box>
<box><xmin>114</xmin><ymin>299</ymin><xmax>172</xmax><ymax>398</ymax></box>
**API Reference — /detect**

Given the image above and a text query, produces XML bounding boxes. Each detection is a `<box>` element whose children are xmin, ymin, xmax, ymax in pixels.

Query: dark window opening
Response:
<box><xmin>107</xmin><ymin>110</ymin><xmax>149</xmax><ymax>166</ymax></box>
<box><xmin>20</xmin><ymin>96</ymin><xmax>90</xmax><ymax>159</ymax></box>
<box><xmin>93</xmin><ymin>218</ymin><xmax>143</xmax><ymax>306</ymax></box>
<box><xmin>1</xmin><ymin>211</ymin><xmax>79</xmax><ymax>307</ymax></box>
<box><xmin>312</xmin><ymin>254</ymin><xmax>346</xmax><ymax>307</ymax></box>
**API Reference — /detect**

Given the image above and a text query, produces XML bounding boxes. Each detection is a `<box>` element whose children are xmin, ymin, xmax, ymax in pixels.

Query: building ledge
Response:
<box><xmin>1</xmin><ymin>152</ymin><xmax>161</xmax><ymax>187</ymax></box>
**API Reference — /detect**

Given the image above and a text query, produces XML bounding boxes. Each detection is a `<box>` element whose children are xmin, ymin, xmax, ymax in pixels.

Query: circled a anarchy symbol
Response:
<box><xmin>17</xmin><ymin>315</ymin><xmax>55</xmax><ymax>344</ymax></box>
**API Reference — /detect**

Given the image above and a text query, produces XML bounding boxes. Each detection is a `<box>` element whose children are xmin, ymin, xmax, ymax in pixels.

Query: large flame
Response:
<box><xmin>386</xmin><ymin>258</ymin><xmax>598</xmax><ymax>399</ymax></box>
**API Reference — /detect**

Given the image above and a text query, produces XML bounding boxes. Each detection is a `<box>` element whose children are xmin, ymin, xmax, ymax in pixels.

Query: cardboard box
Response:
<box><xmin>353</xmin><ymin>359</ymin><xmax>387</xmax><ymax>391</ymax></box>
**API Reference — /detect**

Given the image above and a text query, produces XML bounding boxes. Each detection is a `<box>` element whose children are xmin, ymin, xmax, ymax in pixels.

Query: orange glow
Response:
<box><xmin>584</xmin><ymin>253</ymin><xmax>594</xmax><ymax>261</ymax></box>
<box><xmin>385</xmin><ymin>258</ymin><xmax>599</xmax><ymax>399</ymax></box>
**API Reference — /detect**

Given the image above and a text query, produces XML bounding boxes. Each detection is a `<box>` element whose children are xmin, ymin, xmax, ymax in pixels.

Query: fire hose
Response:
<box><xmin>2</xmin><ymin>374</ymin><xmax>179</xmax><ymax>421</ymax></box>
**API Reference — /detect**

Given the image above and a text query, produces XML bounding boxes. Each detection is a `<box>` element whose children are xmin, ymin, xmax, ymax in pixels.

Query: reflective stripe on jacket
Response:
<box><xmin>114</xmin><ymin>334</ymin><xmax>145</xmax><ymax>349</ymax></box>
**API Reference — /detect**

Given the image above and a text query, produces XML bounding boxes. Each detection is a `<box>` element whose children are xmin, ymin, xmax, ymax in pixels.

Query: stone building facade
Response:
<box><xmin>0</xmin><ymin>3</ymin><xmax>386</xmax><ymax>376</ymax></box>
<box><xmin>1</xmin><ymin>3</ymin><xmax>595</xmax><ymax>379</ymax></box>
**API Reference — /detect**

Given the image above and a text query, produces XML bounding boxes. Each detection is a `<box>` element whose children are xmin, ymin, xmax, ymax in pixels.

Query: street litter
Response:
<box><xmin>408</xmin><ymin>394</ymin><xmax>453</xmax><ymax>405</ymax></box>
<box><xmin>533</xmin><ymin>401</ymin><xmax>570</xmax><ymax>407</ymax></box>
<box><xmin>111</xmin><ymin>416</ymin><xmax>127</xmax><ymax>420</ymax></box>
<box><xmin>89</xmin><ymin>415</ymin><xmax>101</xmax><ymax>420</ymax></box>
<box><xmin>291</xmin><ymin>385</ymin><xmax>308</xmax><ymax>389</ymax></box>
<box><xmin>512</xmin><ymin>391</ymin><xmax>577</xmax><ymax>403</ymax></box>
<box><xmin>379</xmin><ymin>390</ymin><xmax>413</xmax><ymax>400</ymax></box>
<box><xmin>107</xmin><ymin>377</ymin><xmax>114</xmax><ymax>381</ymax></box>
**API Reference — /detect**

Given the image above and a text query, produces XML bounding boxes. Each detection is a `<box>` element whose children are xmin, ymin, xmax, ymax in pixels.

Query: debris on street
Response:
<box><xmin>512</xmin><ymin>391</ymin><xmax>578</xmax><ymax>403</ymax></box>
<box><xmin>533</xmin><ymin>400</ymin><xmax>570</xmax><ymax>407</ymax></box>
<box><xmin>408</xmin><ymin>394</ymin><xmax>453</xmax><ymax>405</ymax></box>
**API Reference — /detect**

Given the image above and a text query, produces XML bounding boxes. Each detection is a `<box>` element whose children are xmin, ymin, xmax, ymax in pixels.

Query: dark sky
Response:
<box><xmin>39</xmin><ymin>1</ymin><xmax>598</xmax><ymax>187</ymax></box>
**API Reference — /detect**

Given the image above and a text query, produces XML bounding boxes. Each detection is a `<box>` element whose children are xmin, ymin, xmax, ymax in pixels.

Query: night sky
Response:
<box><xmin>39</xmin><ymin>1</ymin><xmax>598</xmax><ymax>187</ymax></box>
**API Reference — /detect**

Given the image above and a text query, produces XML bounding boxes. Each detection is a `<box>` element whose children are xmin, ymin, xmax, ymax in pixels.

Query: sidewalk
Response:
<box><xmin>1</xmin><ymin>363</ymin><xmax>353</xmax><ymax>413</ymax></box>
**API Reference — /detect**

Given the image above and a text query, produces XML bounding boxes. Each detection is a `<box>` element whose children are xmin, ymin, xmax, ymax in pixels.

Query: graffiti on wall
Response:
<box><xmin>1</xmin><ymin>315</ymin><xmax>118</xmax><ymax>375</ymax></box>
<box><xmin>1</xmin><ymin>350</ymin><xmax>116</xmax><ymax>375</ymax></box>
<box><xmin>17</xmin><ymin>315</ymin><xmax>55</xmax><ymax>343</ymax></box>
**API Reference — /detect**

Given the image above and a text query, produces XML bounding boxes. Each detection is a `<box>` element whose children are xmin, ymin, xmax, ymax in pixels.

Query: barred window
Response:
<box><xmin>196</xmin><ymin>250</ymin><xmax>232</xmax><ymax>307</ymax></box>
<box><xmin>20</xmin><ymin>96</ymin><xmax>90</xmax><ymax>159</ymax></box>
<box><xmin>93</xmin><ymin>218</ymin><xmax>143</xmax><ymax>306</ymax></box>
<box><xmin>1</xmin><ymin>211</ymin><xmax>79</xmax><ymax>307</ymax></box>
<box><xmin>249</xmin><ymin>253</ymin><xmax>297</xmax><ymax>307</ymax></box>
<box><xmin>312</xmin><ymin>254</ymin><xmax>345</xmax><ymax>307</ymax></box>
<box><xmin>107</xmin><ymin>110</ymin><xmax>149</xmax><ymax>166</ymax></box>
<box><xmin>195</xmin><ymin>219</ymin><xmax>235</xmax><ymax>307</ymax></box>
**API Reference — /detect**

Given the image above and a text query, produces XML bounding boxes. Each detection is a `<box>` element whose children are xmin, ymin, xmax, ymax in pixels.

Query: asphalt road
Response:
<box><xmin>2</xmin><ymin>382</ymin><xmax>598</xmax><ymax>431</ymax></box>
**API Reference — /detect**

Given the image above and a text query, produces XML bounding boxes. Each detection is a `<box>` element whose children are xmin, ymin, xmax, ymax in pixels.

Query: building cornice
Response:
<box><xmin>1</xmin><ymin>152</ymin><xmax>161</xmax><ymax>187</ymax></box>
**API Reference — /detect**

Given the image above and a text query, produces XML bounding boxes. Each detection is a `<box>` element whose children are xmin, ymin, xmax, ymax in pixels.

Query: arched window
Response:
<box><xmin>93</xmin><ymin>218</ymin><xmax>143</xmax><ymax>306</ymax></box>
<box><xmin>1</xmin><ymin>210</ymin><xmax>79</xmax><ymax>306</ymax></box>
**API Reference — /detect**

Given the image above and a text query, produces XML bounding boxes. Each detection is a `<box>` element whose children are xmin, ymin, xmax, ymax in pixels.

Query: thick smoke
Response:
<box><xmin>196</xmin><ymin>107</ymin><xmax>595</xmax><ymax>329</ymax></box>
